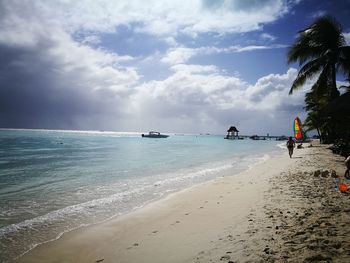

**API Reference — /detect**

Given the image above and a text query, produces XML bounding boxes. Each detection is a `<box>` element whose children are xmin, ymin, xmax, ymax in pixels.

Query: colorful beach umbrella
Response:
<box><xmin>294</xmin><ymin>117</ymin><xmax>303</xmax><ymax>141</ymax></box>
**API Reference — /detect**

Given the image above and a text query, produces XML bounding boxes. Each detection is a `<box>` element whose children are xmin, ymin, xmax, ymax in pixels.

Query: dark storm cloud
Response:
<box><xmin>0</xmin><ymin>43</ymin><xmax>131</xmax><ymax>130</ymax></box>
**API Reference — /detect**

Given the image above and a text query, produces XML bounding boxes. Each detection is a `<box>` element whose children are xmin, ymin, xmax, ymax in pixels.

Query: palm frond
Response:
<box><xmin>287</xmin><ymin>34</ymin><xmax>324</xmax><ymax>65</ymax></box>
<box><xmin>337</xmin><ymin>46</ymin><xmax>350</xmax><ymax>79</ymax></box>
<box><xmin>287</xmin><ymin>15</ymin><xmax>349</xmax><ymax>143</ymax></box>
<box><xmin>312</xmin><ymin>64</ymin><xmax>331</xmax><ymax>95</ymax></box>
<box><xmin>287</xmin><ymin>15</ymin><xmax>345</xmax><ymax>65</ymax></box>
<box><xmin>310</xmin><ymin>63</ymin><xmax>339</xmax><ymax>105</ymax></box>
<box><xmin>289</xmin><ymin>58</ymin><xmax>324</xmax><ymax>94</ymax></box>
<box><xmin>304</xmin><ymin>91</ymin><xmax>319</xmax><ymax>112</ymax></box>
<box><xmin>308</xmin><ymin>16</ymin><xmax>345</xmax><ymax>48</ymax></box>
<box><xmin>304</xmin><ymin>111</ymin><xmax>321</xmax><ymax>132</ymax></box>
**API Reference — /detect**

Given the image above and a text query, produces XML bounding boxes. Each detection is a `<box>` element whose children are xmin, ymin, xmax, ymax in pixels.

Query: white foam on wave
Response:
<box><xmin>0</xmin><ymin>183</ymin><xmax>156</xmax><ymax>247</ymax></box>
<box><xmin>0</xmin><ymin>185</ymin><xmax>155</xmax><ymax>261</ymax></box>
<box><xmin>0</xmin><ymin>155</ymin><xmax>253</xmax><ymax>237</ymax></box>
<box><xmin>247</xmin><ymin>153</ymin><xmax>271</xmax><ymax>170</ymax></box>
<box><xmin>0</xmin><ymin>143</ymin><xmax>285</xmax><ymax>262</ymax></box>
<box><xmin>276</xmin><ymin>142</ymin><xmax>287</xmax><ymax>149</ymax></box>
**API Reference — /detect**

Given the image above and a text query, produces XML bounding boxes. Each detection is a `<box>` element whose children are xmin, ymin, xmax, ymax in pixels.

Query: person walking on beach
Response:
<box><xmin>345</xmin><ymin>155</ymin><xmax>350</xmax><ymax>179</ymax></box>
<box><xmin>286</xmin><ymin>137</ymin><xmax>295</xmax><ymax>158</ymax></box>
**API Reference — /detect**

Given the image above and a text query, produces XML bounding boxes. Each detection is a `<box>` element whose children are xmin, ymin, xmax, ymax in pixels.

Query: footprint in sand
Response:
<box><xmin>171</xmin><ymin>220</ymin><xmax>181</xmax><ymax>226</ymax></box>
<box><xmin>227</xmin><ymin>235</ymin><xmax>234</xmax><ymax>241</ymax></box>
<box><xmin>127</xmin><ymin>243</ymin><xmax>139</xmax><ymax>250</ymax></box>
<box><xmin>220</xmin><ymin>254</ymin><xmax>231</xmax><ymax>261</ymax></box>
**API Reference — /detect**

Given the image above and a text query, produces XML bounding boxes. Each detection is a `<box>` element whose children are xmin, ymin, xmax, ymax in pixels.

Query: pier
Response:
<box><xmin>233</xmin><ymin>135</ymin><xmax>287</xmax><ymax>141</ymax></box>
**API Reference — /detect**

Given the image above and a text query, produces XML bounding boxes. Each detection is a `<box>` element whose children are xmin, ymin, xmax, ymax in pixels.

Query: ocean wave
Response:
<box><xmin>0</xmin><ymin>137</ymin><xmax>285</xmax><ymax>262</ymax></box>
<box><xmin>0</xmin><ymin>153</ymin><xmax>269</xmax><ymax>261</ymax></box>
<box><xmin>276</xmin><ymin>142</ymin><xmax>287</xmax><ymax>149</ymax></box>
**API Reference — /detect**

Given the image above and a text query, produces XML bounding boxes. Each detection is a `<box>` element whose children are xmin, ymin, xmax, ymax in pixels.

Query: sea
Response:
<box><xmin>0</xmin><ymin>129</ymin><xmax>285</xmax><ymax>262</ymax></box>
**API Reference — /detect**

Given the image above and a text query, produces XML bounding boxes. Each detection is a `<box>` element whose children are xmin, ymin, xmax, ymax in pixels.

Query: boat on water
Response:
<box><xmin>141</xmin><ymin>131</ymin><xmax>169</xmax><ymax>138</ymax></box>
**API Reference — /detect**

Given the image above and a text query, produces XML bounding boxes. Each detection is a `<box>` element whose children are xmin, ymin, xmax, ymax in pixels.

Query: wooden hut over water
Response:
<box><xmin>225</xmin><ymin>126</ymin><xmax>239</xmax><ymax>139</ymax></box>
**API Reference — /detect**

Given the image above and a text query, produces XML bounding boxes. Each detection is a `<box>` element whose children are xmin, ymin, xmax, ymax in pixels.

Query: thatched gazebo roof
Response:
<box><xmin>227</xmin><ymin>126</ymin><xmax>239</xmax><ymax>132</ymax></box>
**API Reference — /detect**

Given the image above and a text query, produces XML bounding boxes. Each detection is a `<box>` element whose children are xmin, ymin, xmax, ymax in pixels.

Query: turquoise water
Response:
<box><xmin>0</xmin><ymin>129</ymin><xmax>284</xmax><ymax>262</ymax></box>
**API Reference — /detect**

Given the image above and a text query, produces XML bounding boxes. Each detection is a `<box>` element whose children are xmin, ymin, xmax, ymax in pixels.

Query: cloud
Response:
<box><xmin>0</xmin><ymin>29</ymin><xmax>306</xmax><ymax>135</ymax></box>
<box><xmin>0</xmin><ymin>0</ymin><xmax>294</xmax><ymax>39</ymax></box>
<box><xmin>260</xmin><ymin>33</ymin><xmax>277</xmax><ymax>41</ymax></box>
<box><xmin>0</xmin><ymin>1</ymin><xmax>140</xmax><ymax>130</ymax></box>
<box><xmin>229</xmin><ymin>44</ymin><xmax>287</xmax><ymax>52</ymax></box>
<box><xmin>125</xmin><ymin>66</ymin><xmax>306</xmax><ymax>134</ymax></box>
<box><xmin>0</xmin><ymin>0</ymin><xmax>305</xmax><ymax>135</ymax></box>
<box><xmin>183</xmin><ymin>0</ymin><xmax>291</xmax><ymax>35</ymax></box>
<box><xmin>0</xmin><ymin>38</ymin><xmax>139</xmax><ymax>129</ymax></box>
<box><xmin>161</xmin><ymin>44</ymin><xmax>287</xmax><ymax>65</ymax></box>
<box><xmin>246</xmin><ymin>68</ymin><xmax>304</xmax><ymax>109</ymax></box>
<box><xmin>161</xmin><ymin>47</ymin><xmax>198</xmax><ymax>65</ymax></box>
<box><xmin>344</xmin><ymin>32</ymin><xmax>350</xmax><ymax>45</ymax></box>
<box><xmin>311</xmin><ymin>10</ymin><xmax>327</xmax><ymax>18</ymax></box>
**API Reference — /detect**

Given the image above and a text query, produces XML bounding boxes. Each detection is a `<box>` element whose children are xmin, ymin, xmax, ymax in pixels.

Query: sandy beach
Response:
<box><xmin>15</xmin><ymin>141</ymin><xmax>350</xmax><ymax>263</ymax></box>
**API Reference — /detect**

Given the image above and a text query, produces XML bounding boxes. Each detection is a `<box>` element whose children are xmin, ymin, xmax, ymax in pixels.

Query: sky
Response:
<box><xmin>0</xmin><ymin>0</ymin><xmax>350</xmax><ymax>135</ymax></box>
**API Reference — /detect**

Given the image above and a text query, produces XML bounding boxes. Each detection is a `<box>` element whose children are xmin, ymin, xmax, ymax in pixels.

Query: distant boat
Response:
<box><xmin>141</xmin><ymin>131</ymin><xmax>169</xmax><ymax>138</ymax></box>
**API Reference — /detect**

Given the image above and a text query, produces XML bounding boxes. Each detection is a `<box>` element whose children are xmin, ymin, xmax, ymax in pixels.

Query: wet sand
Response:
<box><xmin>16</xmin><ymin>141</ymin><xmax>350</xmax><ymax>263</ymax></box>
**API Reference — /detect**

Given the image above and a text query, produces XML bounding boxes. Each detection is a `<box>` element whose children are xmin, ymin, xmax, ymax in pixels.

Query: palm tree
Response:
<box><xmin>288</xmin><ymin>16</ymin><xmax>349</xmax><ymax>98</ymax></box>
<box><xmin>288</xmin><ymin>16</ymin><xmax>350</xmax><ymax>143</ymax></box>
<box><xmin>303</xmin><ymin>91</ymin><xmax>324</xmax><ymax>140</ymax></box>
<box><xmin>303</xmin><ymin>111</ymin><xmax>322</xmax><ymax>140</ymax></box>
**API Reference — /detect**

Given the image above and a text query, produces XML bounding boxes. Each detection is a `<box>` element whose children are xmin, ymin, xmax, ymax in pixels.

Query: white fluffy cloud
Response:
<box><xmin>0</xmin><ymin>0</ymin><xmax>305</xmax><ymax>134</ymax></box>
<box><xmin>7</xmin><ymin>0</ymin><xmax>290</xmax><ymax>37</ymax></box>
<box><xmin>0</xmin><ymin>1</ymin><xmax>139</xmax><ymax>90</ymax></box>
<box><xmin>246</xmin><ymin>68</ymin><xmax>303</xmax><ymax>109</ymax></box>
<box><xmin>344</xmin><ymin>32</ymin><xmax>350</xmax><ymax>45</ymax></box>
<box><xmin>125</xmin><ymin>66</ymin><xmax>306</xmax><ymax>134</ymax></box>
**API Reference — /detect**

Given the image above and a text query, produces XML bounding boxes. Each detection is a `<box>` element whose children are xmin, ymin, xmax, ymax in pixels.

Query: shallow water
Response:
<box><xmin>0</xmin><ymin>129</ymin><xmax>284</xmax><ymax>262</ymax></box>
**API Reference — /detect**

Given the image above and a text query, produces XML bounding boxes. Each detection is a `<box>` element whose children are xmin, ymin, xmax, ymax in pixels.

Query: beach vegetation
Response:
<box><xmin>287</xmin><ymin>15</ymin><xmax>350</xmax><ymax>144</ymax></box>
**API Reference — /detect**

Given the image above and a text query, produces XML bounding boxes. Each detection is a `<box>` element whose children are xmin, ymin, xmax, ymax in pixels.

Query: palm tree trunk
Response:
<box><xmin>330</xmin><ymin>64</ymin><xmax>339</xmax><ymax>99</ymax></box>
<box><xmin>316</xmin><ymin>128</ymin><xmax>321</xmax><ymax>142</ymax></box>
<box><xmin>326</xmin><ymin>64</ymin><xmax>340</xmax><ymax>142</ymax></box>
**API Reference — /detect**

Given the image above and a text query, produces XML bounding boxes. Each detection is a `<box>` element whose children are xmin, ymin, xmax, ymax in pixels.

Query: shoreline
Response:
<box><xmin>15</xmin><ymin>147</ymin><xmax>292</xmax><ymax>263</ymax></box>
<box><xmin>2</xmin><ymin>141</ymin><xmax>282</xmax><ymax>263</ymax></box>
<box><xmin>15</xmin><ymin>142</ymin><xmax>350</xmax><ymax>262</ymax></box>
